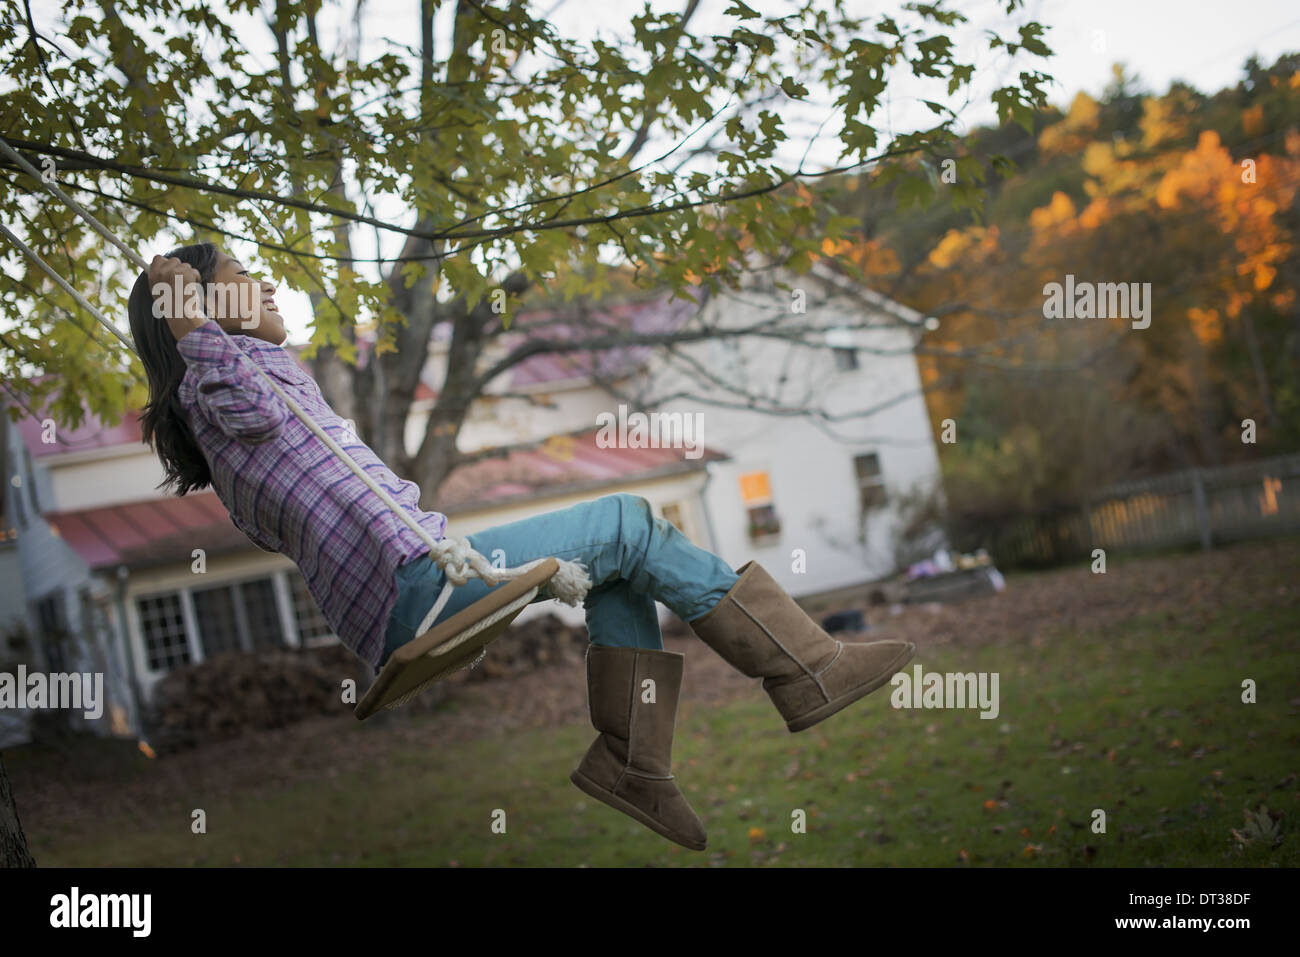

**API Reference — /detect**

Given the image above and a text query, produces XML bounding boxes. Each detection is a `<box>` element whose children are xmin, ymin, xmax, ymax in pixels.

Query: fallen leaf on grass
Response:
<box><xmin>1231</xmin><ymin>806</ymin><xmax>1284</xmax><ymax>849</ymax></box>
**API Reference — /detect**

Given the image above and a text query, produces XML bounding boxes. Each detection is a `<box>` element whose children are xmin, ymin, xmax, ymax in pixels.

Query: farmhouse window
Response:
<box><xmin>854</xmin><ymin>452</ymin><xmax>887</xmax><ymax>512</ymax></box>
<box><xmin>289</xmin><ymin>572</ymin><xmax>334</xmax><ymax>645</ymax></box>
<box><xmin>137</xmin><ymin>593</ymin><xmax>190</xmax><ymax>672</ymax></box>
<box><xmin>739</xmin><ymin>470</ymin><xmax>781</xmax><ymax>543</ymax></box>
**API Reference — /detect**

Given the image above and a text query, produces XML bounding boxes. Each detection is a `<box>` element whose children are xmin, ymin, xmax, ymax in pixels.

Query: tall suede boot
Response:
<box><xmin>688</xmin><ymin>561</ymin><xmax>915</xmax><ymax>733</ymax></box>
<box><xmin>570</xmin><ymin>644</ymin><xmax>707</xmax><ymax>851</ymax></box>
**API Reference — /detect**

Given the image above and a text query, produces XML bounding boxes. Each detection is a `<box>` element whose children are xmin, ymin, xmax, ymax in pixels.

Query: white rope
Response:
<box><xmin>0</xmin><ymin>134</ymin><xmax>592</xmax><ymax>612</ymax></box>
<box><xmin>0</xmin><ymin>220</ymin><xmax>139</xmax><ymax>355</ymax></box>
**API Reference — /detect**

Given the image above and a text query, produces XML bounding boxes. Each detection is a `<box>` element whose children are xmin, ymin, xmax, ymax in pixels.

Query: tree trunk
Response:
<box><xmin>1238</xmin><ymin>311</ymin><xmax>1275</xmax><ymax>427</ymax></box>
<box><xmin>0</xmin><ymin>754</ymin><xmax>35</xmax><ymax>867</ymax></box>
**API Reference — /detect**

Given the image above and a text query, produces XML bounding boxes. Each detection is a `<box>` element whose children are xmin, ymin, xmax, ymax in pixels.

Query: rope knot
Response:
<box><xmin>427</xmin><ymin>535</ymin><xmax>589</xmax><ymax>604</ymax></box>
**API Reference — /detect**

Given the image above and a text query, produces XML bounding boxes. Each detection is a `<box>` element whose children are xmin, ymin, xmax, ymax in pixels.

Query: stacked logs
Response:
<box><xmin>458</xmin><ymin>613</ymin><xmax>589</xmax><ymax>682</ymax></box>
<box><xmin>146</xmin><ymin>644</ymin><xmax>366</xmax><ymax>751</ymax></box>
<box><xmin>145</xmin><ymin>614</ymin><xmax>590</xmax><ymax>748</ymax></box>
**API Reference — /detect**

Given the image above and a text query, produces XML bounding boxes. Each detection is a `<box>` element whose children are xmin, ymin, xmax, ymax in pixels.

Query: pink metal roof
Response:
<box><xmin>437</xmin><ymin>428</ymin><xmax>725</xmax><ymax>510</ymax></box>
<box><xmin>392</xmin><ymin>291</ymin><xmax>701</xmax><ymax>402</ymax></box>
<box><xmin>15</xmin><ymin>343</ymin><xmax>317</xmax><ymax>459</ymax></box>
<box><xmin>15</xmin><ymin>405</ymin><xmax>144</xmax><ymax>458</ymax></box>
<box><xmin>42</xmin><ymin>427</ymin><xmax>728</xmax><ymax>570</ymax></box>
<box><xmin>503</xmin><ymin>295</ymin><xmax>697</xmax><ymax>389</ymax></box>
<box><xmin>44</xmin><ymin>490</ymin><xmax>247</xmax><ymax>569</ymax></box>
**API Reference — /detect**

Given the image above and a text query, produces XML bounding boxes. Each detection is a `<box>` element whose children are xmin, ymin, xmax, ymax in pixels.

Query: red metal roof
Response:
<box><xmin>45</xmin><ymin>490</ymin><xmax>247</xmax><ymax>569</ymax></box>
<box><xmin>42</xmin><ymin>427</ymin><xmax>727</xmax><ymax>570</ymax></box>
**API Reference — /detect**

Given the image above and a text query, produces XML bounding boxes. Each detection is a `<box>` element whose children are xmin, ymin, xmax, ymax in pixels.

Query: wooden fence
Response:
<box><xmin>987</xmin><ymin>453</ymin><xmax>1300</xmax><ymax>568</ymax></box>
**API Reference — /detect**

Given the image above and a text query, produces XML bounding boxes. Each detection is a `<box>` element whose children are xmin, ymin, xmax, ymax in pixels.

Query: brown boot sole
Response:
<box><xmin>570</xmin><ymin>768</ymin><xmax>708</xmax><ymax>851</ymax></box>
<box><xmin>784</xmin><ymin>641</ymin><xmax>916</xmax><ymax>733</ymax></box>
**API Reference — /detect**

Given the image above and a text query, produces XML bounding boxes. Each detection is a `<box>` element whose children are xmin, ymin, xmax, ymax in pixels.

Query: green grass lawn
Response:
<box><xmin>16</xmin><ymin>578</ymin><xmax>1299</xmax><ymax>867</ymax></box>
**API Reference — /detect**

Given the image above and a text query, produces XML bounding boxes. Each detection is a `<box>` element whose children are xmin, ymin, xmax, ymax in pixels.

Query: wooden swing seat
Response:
<box><xmin>354</xmin><ymin>557</ymin><xmax>560</xmax><ymax>720</ymax></box>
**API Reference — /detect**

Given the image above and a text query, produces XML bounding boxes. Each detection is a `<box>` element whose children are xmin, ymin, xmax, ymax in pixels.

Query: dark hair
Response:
<box><xmin>127</xmin><ymin>241</ymin><xmax>221</xmax><ymax>495</ymax></box>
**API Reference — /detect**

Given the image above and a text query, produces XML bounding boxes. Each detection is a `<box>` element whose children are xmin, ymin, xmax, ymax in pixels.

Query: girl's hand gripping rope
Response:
<box><xmin>148</xmin><ymin>255</ymin><xmax>207</xmax><ymax>342</ymax></box>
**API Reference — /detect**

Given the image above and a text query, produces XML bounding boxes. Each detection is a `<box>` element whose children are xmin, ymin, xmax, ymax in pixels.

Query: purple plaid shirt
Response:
<box><xmin>175</xmin><ymin>319</ymin><xmax>447</xmax><ymax>671</ymax></box>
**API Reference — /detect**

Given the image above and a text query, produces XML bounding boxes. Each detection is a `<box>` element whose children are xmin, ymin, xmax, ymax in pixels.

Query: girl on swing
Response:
<box><xmin>127</xmin><ymin>241</ymin><xmax>915</xmax><ymax>852</ymax></box>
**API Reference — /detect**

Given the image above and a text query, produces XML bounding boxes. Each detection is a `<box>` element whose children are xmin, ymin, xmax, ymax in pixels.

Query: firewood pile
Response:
<box><xmin>146</xmin><ymin>644</ymin><xmax>367</xmax><ymax>751</ymax></box>
<box><xmin>458</xmin><ymin>613</ymin><xmax>589</xmax><ymax>682</ymax></box>
<box><xmin>144</xmin><ymin>614</ymin><xmax>590</xmax><ymax>749</ymax></box>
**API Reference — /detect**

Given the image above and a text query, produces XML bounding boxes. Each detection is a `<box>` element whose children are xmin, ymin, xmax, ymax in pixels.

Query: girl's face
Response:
<box><xmin>206</xmin><ymin>251</ymin><xmax>287</xmax><ymax>345</ymax></box>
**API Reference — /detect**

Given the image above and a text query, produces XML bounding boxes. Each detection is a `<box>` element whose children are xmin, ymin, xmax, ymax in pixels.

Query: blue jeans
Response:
<box><xmin>378</xmin><ymin>493</ymin><xmax>740</xmax><ymax>668</ymax></box>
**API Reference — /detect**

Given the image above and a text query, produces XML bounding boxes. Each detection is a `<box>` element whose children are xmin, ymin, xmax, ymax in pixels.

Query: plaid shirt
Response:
<box><xmin>175</xmin><ymin>319</ymin><xmax>447</xmax><ymax>671</ymax></box>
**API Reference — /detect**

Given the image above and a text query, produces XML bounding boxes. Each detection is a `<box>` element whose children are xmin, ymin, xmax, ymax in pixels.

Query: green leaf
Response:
<box><xmin>724</xmin><ymin>1</ymin><xmax>761</xmax><ymax>19</ymax></box>
<box><xmin>781</xmin><ymin>77</ymin><xmax>809</xmax><ymax>99</ymax></box>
